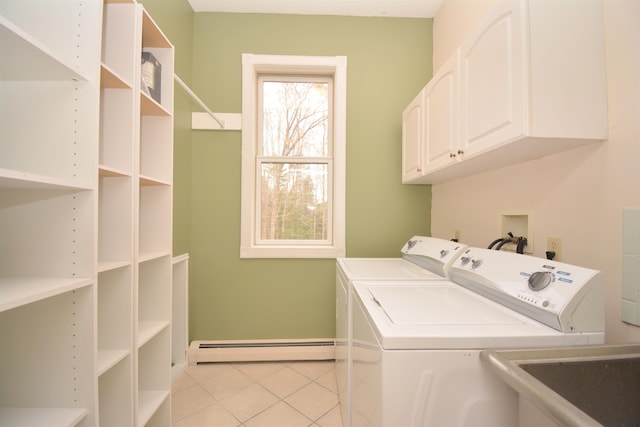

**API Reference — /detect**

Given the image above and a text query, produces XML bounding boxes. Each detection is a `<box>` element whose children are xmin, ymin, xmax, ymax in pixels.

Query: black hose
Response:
<box><xmin>488</xmin><ymin>238</ymin><xmax>504</xmax><ymax>249</ymax></box>
<box><xmin>516</xmin><ymin>237</ymin><xmax>528</xmax><ymax>254</ymax></box>
<box><xmin>495</xmin><ymin>239</ymin><xmax>510</xmax><ymax>250</ymax></box>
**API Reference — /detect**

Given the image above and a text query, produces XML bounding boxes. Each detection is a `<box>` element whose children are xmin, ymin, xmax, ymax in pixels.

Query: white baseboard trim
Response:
<box><xmin>188</xmin><ymin>338</ymin><xmax>335</xmax><ymax>364</ymax></box>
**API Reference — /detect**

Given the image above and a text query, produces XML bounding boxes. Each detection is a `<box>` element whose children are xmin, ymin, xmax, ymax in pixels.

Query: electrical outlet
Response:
<box><xmin>547</xmin><ymin>236</ymin><xmax>562</xmax><ymax>261</ymax></box>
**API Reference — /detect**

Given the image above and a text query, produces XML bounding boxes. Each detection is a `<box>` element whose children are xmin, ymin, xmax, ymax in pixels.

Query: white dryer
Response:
<box><xmin>350</xmin><ymin>247</ymin><xmax>604</xmax><ymax>427</ymax></box>
<box><xmin>336</xmin><ymin>236</ymin><xmax>468</xmax><ymax>427</ymax></box>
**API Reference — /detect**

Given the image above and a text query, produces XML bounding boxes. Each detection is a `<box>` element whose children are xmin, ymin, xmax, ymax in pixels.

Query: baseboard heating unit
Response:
<box><xmin>188</xmin><ymin>339</ymin><xmax>336</xmax><ymax>364</ymax></box>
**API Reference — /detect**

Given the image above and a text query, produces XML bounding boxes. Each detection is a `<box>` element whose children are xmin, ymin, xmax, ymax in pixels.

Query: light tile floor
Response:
<box><xmin>172</xmin><ymin>360</ymin><xmax>344</xmax><ymax>427</ymax></box>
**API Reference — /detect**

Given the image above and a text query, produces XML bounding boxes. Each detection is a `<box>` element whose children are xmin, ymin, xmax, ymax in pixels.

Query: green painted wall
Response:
<box><xmin>189</xmin><ymin>13</ymin><xmax>433</xmax><ymax>341</ymax></box>
<box><xmin>139</xmin><ymin>5</ymin><xmax>434</xmax><ymax>341</ymax></box>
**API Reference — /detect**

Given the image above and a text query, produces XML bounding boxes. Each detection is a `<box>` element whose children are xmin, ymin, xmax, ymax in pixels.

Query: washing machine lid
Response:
<box><xmin>337</xmin><ymin>258</ymin><xmax>444</xmax><ymax>280</ymax></box>
<box><xmin>353</xmin><ymin>282</ymin><xmax>603</xmax><ymax>350</ymax></box>
<box><xmin>369</xmin><ymin>285</ymin><xmax>521</xmax><ymax>326</ymax></box>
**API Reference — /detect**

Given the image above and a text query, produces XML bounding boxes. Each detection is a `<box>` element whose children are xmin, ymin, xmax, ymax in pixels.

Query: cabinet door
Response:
<box><xmin>401</xmin><ymin>89</ymin><xmax>425</xmax><ymax>183</ymax></box>
<box><xmin>424</xmin><ymin>51</ymin><xmax>459</xmax><ymax>173</ymax></box>
<box><xmin>460</xmin><ymin>0</ymin><xmax>525</xmax><ymax>157</ymax></box>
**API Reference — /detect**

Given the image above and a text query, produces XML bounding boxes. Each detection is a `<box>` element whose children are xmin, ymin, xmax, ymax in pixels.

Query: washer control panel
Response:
<box><xmin>448</xmin><ymin>247</ymin><xmax>602</xmax><ymax>332</ymax></box>
<box><xmin>400</xmin><ymin>236</ymin><xmax>468</xmax><ymax>277</ymax></box>
<box><xmin>528</xmin><ymin>271</ymin><xmax>552</xmax><ymax>291</ymax></box>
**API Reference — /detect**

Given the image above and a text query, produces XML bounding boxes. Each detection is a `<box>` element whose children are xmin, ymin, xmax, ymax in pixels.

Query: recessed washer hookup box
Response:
<box><xmin>141</xmin><ymin>51</ymin><xmax>161</xmax><ymax>104</ymax></box>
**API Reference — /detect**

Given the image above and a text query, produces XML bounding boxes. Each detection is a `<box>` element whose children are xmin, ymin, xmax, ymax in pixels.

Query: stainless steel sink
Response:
<box><xmin>481</xmin><ymin>344</ymin><xmax>640</xmax><ymax>427</ymax></box>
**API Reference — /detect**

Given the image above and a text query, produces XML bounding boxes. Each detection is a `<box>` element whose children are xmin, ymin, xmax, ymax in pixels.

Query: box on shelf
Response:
<box><xmin>141</xmin><ymin>51</ymin><xmax>161</xmax><ymax>104</ymax></box>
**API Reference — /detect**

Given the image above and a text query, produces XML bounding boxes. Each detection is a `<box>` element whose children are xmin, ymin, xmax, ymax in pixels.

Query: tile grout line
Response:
<box><xmin>235</xmin><ymin>364</ymin><xmax>330</xmax><ymax>425</ymax></box>
<box><xmin>173</xmin><ymin>361</ymin><xmax>339</xmax><ymax>427</ymax></box>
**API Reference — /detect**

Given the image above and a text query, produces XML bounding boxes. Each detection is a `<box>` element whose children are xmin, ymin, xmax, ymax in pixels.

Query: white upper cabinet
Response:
<box><xmin>460</xmin><ymin>0</ymin><xmax>525</xmax><ymax>158</ymax></box>
<box><xmin>404</xmin><ymin>0</ymin><xmax>607</xmax><ymax>184</ymax></box>
<box><xmin>424</xmin><ymin>50</ymin><xmax>460</xmax><ymax>174</ymax></box>
<box><xmin>402</xmin><ymin>51</ymin><xmax>459</xmax><ymax>183</ymax></box>
<box><xmin>401</xmin><ymin>88</ymin><xmax>425</xmax><ymax>182</ymax></box>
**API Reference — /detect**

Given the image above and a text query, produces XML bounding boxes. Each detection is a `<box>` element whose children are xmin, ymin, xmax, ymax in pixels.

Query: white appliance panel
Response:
<box><xmin>400</xmin><ymin>236</ymin><xmax>468</xmax><ymax>276</ymax></box>
<box><xmin>337</xmin><ymin>258</ymin><xmax>442</xmax><ymax>280</ymax></box>
<box><xmin>351</xmin><ymin>290</ymin><xmax>519</xmax><ymax>427</ymax></box>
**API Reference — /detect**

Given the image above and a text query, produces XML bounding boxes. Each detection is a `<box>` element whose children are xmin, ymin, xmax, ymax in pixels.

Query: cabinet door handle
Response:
<box><xmin>457</xmin><ymin>149</ymin><xmax>464</xmax><ymax>155</ymax></box>
<box><xmin>449</xmin><ymin>153</ymin><xmax>456</xmax><ymax>158</ymax></box>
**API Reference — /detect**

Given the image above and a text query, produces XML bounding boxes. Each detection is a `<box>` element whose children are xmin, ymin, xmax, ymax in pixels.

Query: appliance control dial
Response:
<box><xmin>471</xmin><ymin>259</ymin><xmax>483</xmax><ymax>269</ymax></box>
<box><xmin>460</xmin><ymin>256</ymin><xmax>471</xmax><ymax>266</ymax></box>
<box><xmin>528</xmin><ymin>271</ymin><xmax>552</xmax><ymax>291</ymax></box>
<box><xmin>440</xmin><ymin>249</ymin><xmax>449</xmax><ymax>259</ymax></box>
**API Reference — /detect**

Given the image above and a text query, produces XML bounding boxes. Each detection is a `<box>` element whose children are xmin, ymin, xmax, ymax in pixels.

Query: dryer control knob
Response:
<box><xmin>460</xmin><ymin>256</ymin><xmax>471</xmax><ymax>266</ymax></box>
<box><xmin>528</xmin><ymin>271</ymin><xmax>552</xmax><ymax>291</ymax></box>
<box><xmin>471</xmin><ymin>259</ymin><xmax>483</xmax><ymax>269</ymax></box>
<box><xmin>440</xmin><ymin>249</ymin><xmax>449</xmax><ymax>259</ymax></box>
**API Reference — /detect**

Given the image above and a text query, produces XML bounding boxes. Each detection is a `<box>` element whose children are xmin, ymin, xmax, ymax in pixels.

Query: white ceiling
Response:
<box><xmin>187</xmin><ymin>0</ymin><xmax>444</xmax><ymax>18</ymax></box>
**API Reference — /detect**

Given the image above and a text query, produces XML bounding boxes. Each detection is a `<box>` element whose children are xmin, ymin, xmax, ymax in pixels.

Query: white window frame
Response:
<box><xmin>240</xmin><ymin>53</ymin><xmax>347</xmax><ymax>258</ymax></box>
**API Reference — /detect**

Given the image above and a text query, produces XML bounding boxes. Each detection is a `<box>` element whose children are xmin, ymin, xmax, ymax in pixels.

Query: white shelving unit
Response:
<box><xmin>1</xmin><ymin>0</ymin><xmax>174</xmax><ymax>425</ymax></box>
<box><xmin>135</xmin><ymin>6</ymin><xmax>173</xmax><ymax>427</ymax></box>
<box><xmin>100</xmin><ymin>1</ymin><xmax>173</xmax><ymax>426</ymax></box>
<box><xmin>172</xmin><ymin>254</ymin><xmax>189</xmax><ymax>377</ymax></box>
<box><xmin>98</xmin><ymin>1</ymin><xmax>137</xmax><ymax>425</ymax></box>
<box><xmin>0</xmin><ymin>0</ymin><xmax>102</xmax><ymax>425</ymax></box>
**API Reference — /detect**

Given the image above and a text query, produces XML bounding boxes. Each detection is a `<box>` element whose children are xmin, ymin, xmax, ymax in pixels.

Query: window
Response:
<box><xmin>241</xmin><ymin>54</ymin><xmax>347</xmax><ymax>258</ymax></box>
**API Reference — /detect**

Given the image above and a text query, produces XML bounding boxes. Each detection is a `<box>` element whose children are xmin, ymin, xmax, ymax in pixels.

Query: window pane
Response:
<box><xmin>261</xmin><ymin>81</ymin><xmax>329</xmax><ymax>157</ymax></box>
<box><xmin>260</xmin><ymin>163</ymin><xmax>328</xmax><ymax>241</ymax></box>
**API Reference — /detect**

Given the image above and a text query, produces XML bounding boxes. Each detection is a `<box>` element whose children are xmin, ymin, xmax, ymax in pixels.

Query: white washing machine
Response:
<box><xmin>350</xmin><ymin>247</ymin><xmax>605</xmax><ymax>427</ymax></box>
<box><xmin>336</xmin><ymin>236</ymin><xmax>468</xmax><ymax>427</ymax></box>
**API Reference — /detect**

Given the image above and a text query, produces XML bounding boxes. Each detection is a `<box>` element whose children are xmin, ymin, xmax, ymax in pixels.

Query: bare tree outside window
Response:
<box><xmin>258</xmin><ymin>78</ymin><xmax>332</xmax><ymax>242</ymax></box>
